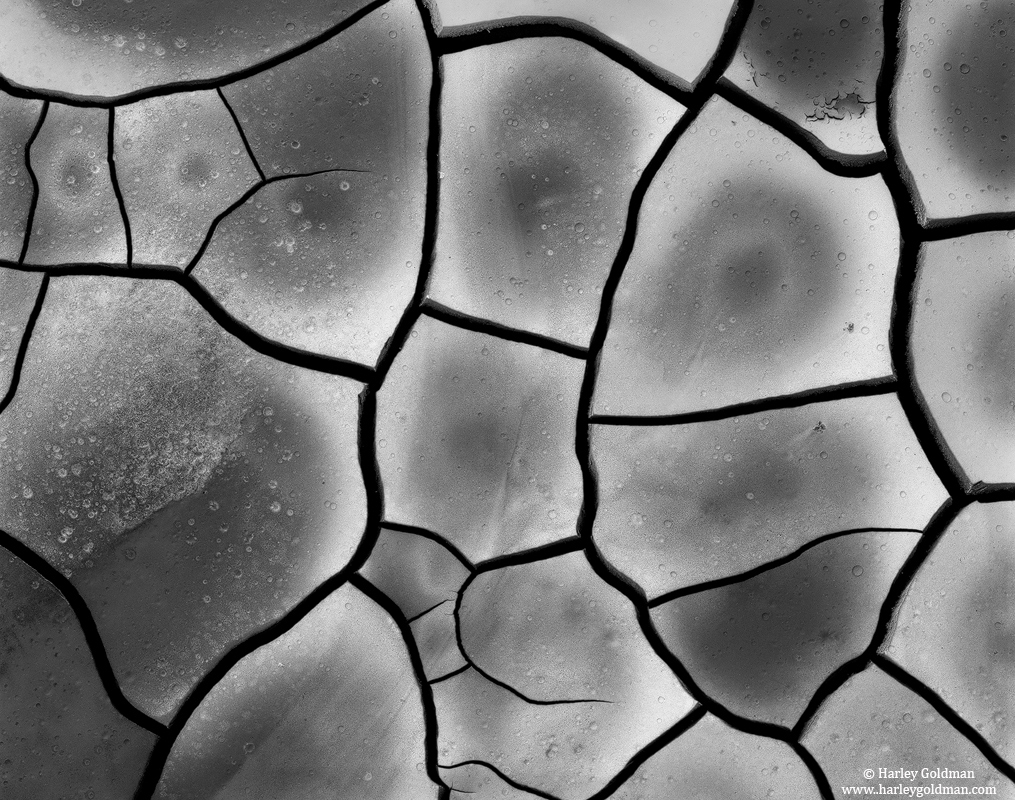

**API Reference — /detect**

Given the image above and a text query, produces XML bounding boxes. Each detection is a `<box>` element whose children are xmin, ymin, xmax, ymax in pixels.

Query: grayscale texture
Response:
<box><xmin>0</xmin><ymin>2</ymin><xmax>1012</xmax><ymax>799</ymax></box>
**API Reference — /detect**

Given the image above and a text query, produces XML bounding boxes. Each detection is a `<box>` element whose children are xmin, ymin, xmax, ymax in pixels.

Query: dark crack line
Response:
<box><xmin>438</xmin><ymin>784</ymin><xmax>454</xmax><ymax>800</ymax></box>
<box><xmin>716</xmin><ymin>79</ymin><xmax>888</xmax><ymax>176</ymax></box>
<box><xmin>350</xmin><ymin>573</ymin><xmax>451</xmax><ymax>795</ymax></box>
<box><xmin>453</xmin><ymin>569</ymin><xmax>613</xmax><ymax>706</ymax></box>
<box><xmin>561</xmin><ymin>34</ymin><xmax>817</xmax><ymax>744</ymax></box>
<box><xmin>0</xmin><ymin>0</ymin><xmax>393</xmax><ymax>108</ymax></box>
<box><xmin>429</xmin><ymin>663</ymin><xmax>471</xmax><ymax>685</ymax></box>
<box><xmin>437</xmin><ymin>760</ymin><xmax>562</xmax><ymax>800</ymax></box>
<box><xmin>792</xmin><ymin>740</ymin><xmax>836</xmax><ymax>800</ymax></box>
<box><xmin>407</xmin><ymin>599</ymin><xmax>452</xmax><ymax>625</ymax></box>
<box><xmin>217</xmin><ymin>87</ymin><xmax>266</xmax><ymax>183</ymax></box>
<box><xmin>106</xmin><ymin>107</ymin><xmax>133</xmax><ymax>268</ymax></box>
<box><xmin>920</xmin><ymin>214</ymin><xmax>1015</xmax><ymax>241</ymax></box>
<box><xmin>584</xmin><ymin>704</ymin><xmax>707</xmax><ymax>800</ymax></box>
<box><xmin>370</xmin><ymin>0</ymin><xmax>443</xmax><ymax>386</ymax></box>
<box><xmin>874</xmin><ymin>0</ymin><xmax>969</xmax><ymax>506</ymax></box>
<box><xmin>648</xmin><ymin>527</ymin><xmax>925</xmax><ymax>608</ymax></box>
<box><xmin>877</xmin><ymin>0</ymin><xmax>924</xmax><ymax>230</ymax></box>
<box><xmin>888</xmin><ymin>236</ymin><xmax>970</xmax><ymax>498</ymax></box>
<box><xmin>969</xmin><ymin>483</ymin><xmax>1015</xmax><ymax>502</ymax></box>
<box><xmin>472</xmin><ymin>536</ymin><xmax>584</xmax><ymax>575</ymax></box>
<box><xmin>183</xmin><ymin>166</ymin><xmax>372</xmax><ymax>277</ymax></box>
<box><xmin>0</xmin><ymin>261</ymin><xmax>376</xmax><ymax>383</ymax></box>
<box><xmin>17</xmin><ymin>100</ymin><xmax>48</xmax><ymax>266</ymax></box>
<box><xmin>435</xmin><ymin>18</ymin><xmax>694</xmax><ymax>105</ymax></box>
<box><xmin>792</xmin><ymin>498</ymin><xmax>964</xmax><ymax>740</ymax></box>
<box><xmin>422</xmin><ymin>301</ymin><xmax>588</xmax><ymax>360</ymax></box>
<box><xmin>590</xmin><ymin>376</ymin><xmax>898</xmax><ymax>426</ymax></box>
<box><xmin>875</xmin><ymin>655</ymin><xmax>1015</xmax><ymax>785</ymax></box>
<box><xmin>132</xmin><ymin>387</ymin><xmax>383</xmax><ymax>799</ymax></box>
<box><xmin>697</xmin><ymin>0</ymin><xmax>755</xmax><ymax>91</ymax></box>
<box><xmin>574</xmin><ymin>106</ymin><xmax>711</xmax><ymax>579</ymax></box>
<box><xmin>381</xmin><ymin>520</ymin><xmax>476</xmax><ymax>572</ymax></box>
<box><xmin>0</xmin><ymin>273</ymin><xmax>48</xmax><ymax>418</ymax></box>
<box><xmin>0</xmin><ymin>528</ymin><xmax>167</xmax><ymax>737</ymax></box>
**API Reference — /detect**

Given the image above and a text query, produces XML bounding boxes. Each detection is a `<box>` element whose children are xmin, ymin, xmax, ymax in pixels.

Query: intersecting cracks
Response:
<box><xmin>451</xmin><ymin>556</ymin><xmax>614</xmax><ymax>708</ymax></box>
<box><xmin>792</xmin><ymin>497</ymin><xmax>1015</xmax><ymax>781</ymax></box>
<box><xmin>438</xmin><ymin>759</ymin><xmax>562</xmax><ymax>800</ymax></box>
<box><xmin>130</xmin><ymin>386</ymin><xmax>384</xmax><ymax>799</ymax></box>
<box><xmin>715</xmin><ymin>78</ymin><xmax>887</xmax><ymax>176</ymax></box>
<box><xmin>182</xmin><ymin>166</ymin><xmax>374</xmax><ymax>277</ymax></box>
<box><xmin>0</xmin><ymin>259</ymin><xmax>376</xmax><ymax>385</ymax></box>
<box><xmin>350</xmin><ymin>573</ymin><xmax>452</xmax><ymax>795</ymax></box>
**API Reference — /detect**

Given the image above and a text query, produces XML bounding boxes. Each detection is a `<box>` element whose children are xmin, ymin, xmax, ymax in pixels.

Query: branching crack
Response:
<box><xmin>437</xmin><ymin>760</ymin><xmax>562</xmax><ymax>800</ymax></box>
<box><xmin>648</xmin><ymin>526</ymin><xmax>925</xmax><ymax>608</ymax></box>
<box><xmin>452</xmin><ymin>569</ymin><xmax>613</xmax><ymax>707</ymax></box>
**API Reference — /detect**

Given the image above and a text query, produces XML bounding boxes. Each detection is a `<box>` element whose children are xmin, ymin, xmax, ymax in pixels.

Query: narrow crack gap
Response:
<box><xmin>590</xmin><ymin>377</ymin><xmax>898</xmax><ymax>426</ymax></box>
<box><xmin>452</xmin><ymin>570</ymin><xmax>612</xmax><ymax>706</ymax></box>
<box><xmin>791</xmin><ymin>497</ymin><xmax>965</xmax><ymax>740</ymax></box>
<box><xmin>874</xmin><ymin>654</ymin><xmax>1015</xmax><ymax>785</ymax></box>
<box><xmin>0</xmin><ymin>273</ymin><xmax>48</xmax><ymax>418</ymax></box>
<box><xmin>436</xmin><ymin>760</ymin><xmax>563</xmax><ymax>800</ymax></box>
<box><xmin>371</xmin><ymin>0</ymin><xmax>443</xmax><ymax>386</ymax></box>
<box><xmin>182</xmin><ymin>166</ymin><xmax>370</xmax><ymax>276</ymax></box>
<box><xmin>715</xmin><ymin>78</ymin><xmax>888</xmax><ymax>177</ymax></box>
<box><xmin>216</xmin><ymin>87</ymin><xmax>266</xmax><ymax>183</ymax></box>
<box><xmin>0</xmin><ymin>0</ymin><xmax>393</xmax><ymax>108</ymax></box>
<box><xmin>17</xmin><ymin>100</ymin><xmax>48</xmax><ymax>266</ymax></box>
<box><xmin>438</xmin><ymin>783</ymin><xmax>455</xmax><ymax>800</ymax></box>
<box><xmin>648</xmin><ymin>526</ymin><xmax>925</xmax><ymax>608</ymax></box>
<box><xmin>0</xmin><ymin>528</ymin><xmax>167</xmax><ymax>739</ymax></box>
<box><xmin>422</xmin><ymin>300</ymin><xmax>588</xmax><ymax>360</ymax></box>
<box><xmin>472</xmin><ymin>536</ymin><xmax>584</xmax><ymax>575</ymax></box>
<box><xmin>407</xmin><ymin>598</ymin><xmax>450</xmax><ymax>625</ymax></box>
<box><xmin>429</xmin><ymin>663</ymin><xmax>472</xmax><ymax>686</ymax></box>
<box><xmin>381</xmin><ymin>520</ymin><xmax>476</xmax><ymax>572</ymax></box>
<box><xmin>106</xmin><ymin>107</ymin><xmax>132</xmax><ymax>268</ymax></box>
<box><xmin>583</xmin><ymin>704</ymin><xmax>707</xmax><ymax>800</ymax></box>
<box><xmin>349</xmin><ymin>573</ymin><xmax>452</xmax><ymax>795</ymax></box>
<box><xmin>132</xmin><ymin>387</ymin><xmax>383</xmax><ymax>799</ymax></box>
<box><xmin>435</xmin><ymin>18</ymin><xmax>694</xmax><ymax>106</ymax></box>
